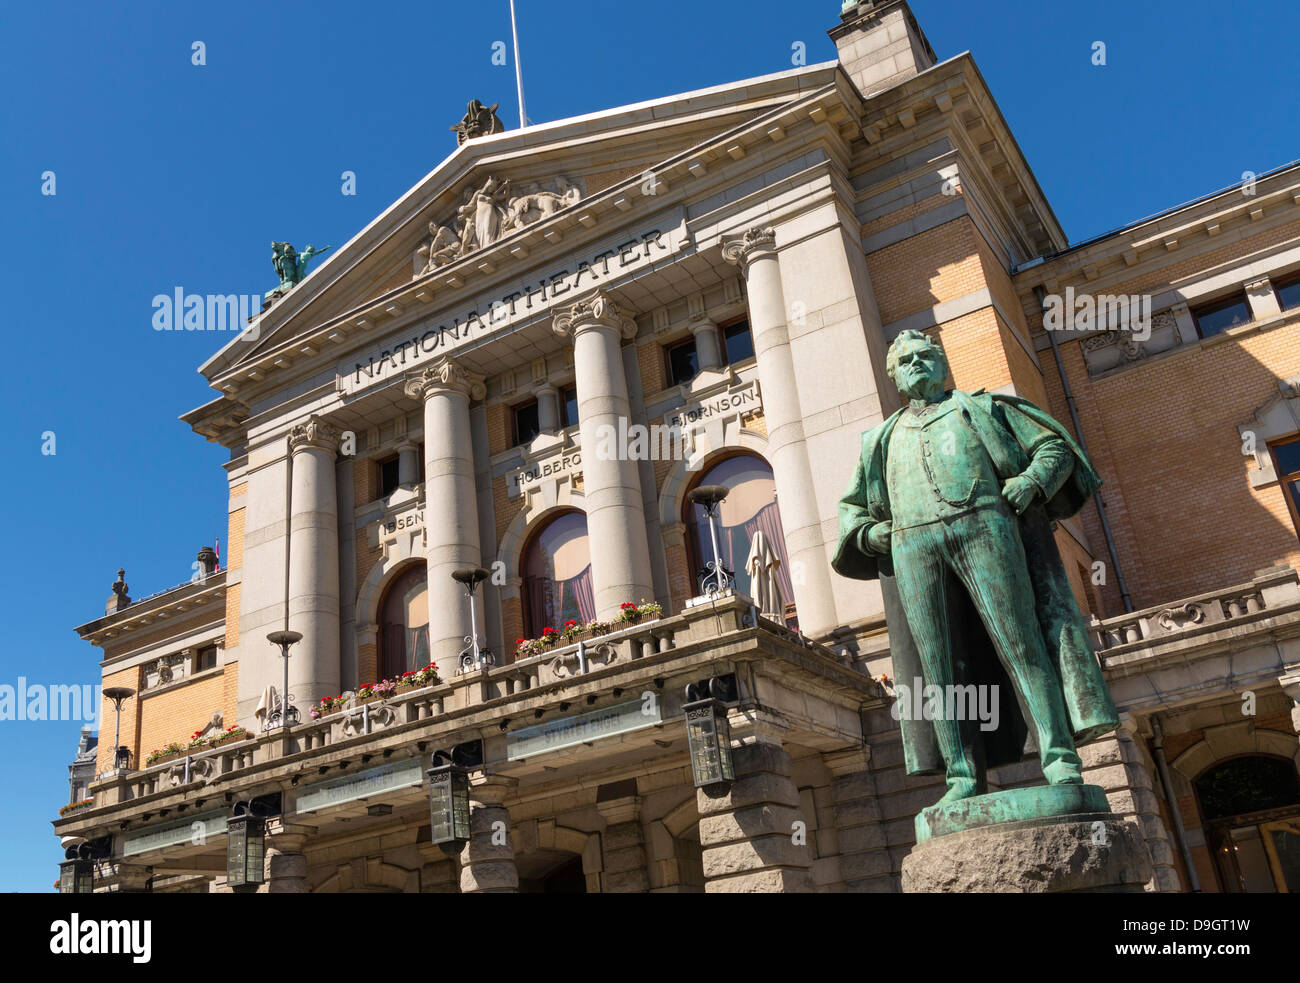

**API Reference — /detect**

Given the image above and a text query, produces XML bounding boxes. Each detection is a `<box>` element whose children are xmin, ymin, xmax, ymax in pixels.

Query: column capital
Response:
<box><xmin>288</xmin><ymin>415</ymin><xmax>341</xmax><ymax>454</ymax></box>
<box><xmin>721</xmin><ymin>227</ymin><xmax>777</xmax><ymax>270</ymax></box>
<box><xmin>404</xmin><ymin>356</ymin><xmax>486</xmax><ymax>402</ymax></box>
<box><xmin>468</xmin><ymin>772</ymin><xmax>519</xmax><ymax>806</ymax></box>
<box><xmin>553</xmin><ymin>291</ymin><xmax>638</xmax><ymax>342</ymax></box>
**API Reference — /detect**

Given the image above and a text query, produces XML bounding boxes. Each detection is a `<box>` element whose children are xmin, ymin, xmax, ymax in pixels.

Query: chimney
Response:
<box><xmin>105</xmin><ymin>568</ymin><xmax>131</xmax><ymax>615</ymax></box>
<box><xmin>830</xmin><ymin>0</ymin><xmax>938</xmax><ymax>98</ymax></box>
<box><xmin>197</xmin><ymin>546</ymin><xmax>218</xmax><ymax>579</ymax></box>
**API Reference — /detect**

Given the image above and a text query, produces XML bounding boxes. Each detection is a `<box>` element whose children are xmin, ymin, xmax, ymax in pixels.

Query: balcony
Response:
<box><xmin>59</xmin><ymin>594</ymin><xmax>885</xmax><ymax>839</ymax></box>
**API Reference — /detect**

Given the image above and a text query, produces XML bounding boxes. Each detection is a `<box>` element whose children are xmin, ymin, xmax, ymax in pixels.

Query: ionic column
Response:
<box><xmin>722</xmin><ymin>228</ymin><xmax>838</xmax><ymax>636</ymax></box>
<box><xmin>396</xmin><ymin>442</ymin><xmax>420</xmax><ymax>488</ymax></box>
<box><xmin>405</xmin><ymin>358</ymin><xmax>487</xmax><ymax>666</ymax></box>
<box><xmin>691</xmin><ymin>318</ymin><xmax>723</xmax><ymax>372</ymax></box>
<box><xmin>287</xmin><ymin>417</ymin><xmax>342</xmax><ymax>706</ymax></box>
<box><xmin>536</xmin><ymin>383</ymin><xmax>561</xmax><ymax>435</ymax></box>
<box><xmin>459</xmin><ymin>776</ymin><xmax>519</xmax><ymax>894</ymax></box>
<box><xmin>553</xmin><ymin>292</ymin><xmax>655</xmax><ymax>618</ymax></box>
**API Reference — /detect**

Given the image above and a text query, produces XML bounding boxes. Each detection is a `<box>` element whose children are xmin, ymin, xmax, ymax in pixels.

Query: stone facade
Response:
<box><xmin>57</xmin><ymin>2</ymin><xmax>1300</xmax><ymax>893</ymax></box>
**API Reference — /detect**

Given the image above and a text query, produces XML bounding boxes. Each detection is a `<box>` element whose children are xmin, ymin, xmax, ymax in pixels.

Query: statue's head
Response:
<box><xmin>886</xmin><ymin>329</ymin><xmax>949</xmax><ymax>402</ymax></box>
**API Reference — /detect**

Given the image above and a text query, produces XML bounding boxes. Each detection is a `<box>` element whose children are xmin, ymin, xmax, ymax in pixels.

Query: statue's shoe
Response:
<box><xmin>1043</xmin><ymin>760</ymin><xmax>1084</xmax><ymax>785</ymax></box>
<box><xmin>937</xmin><ymin>777</ymin><xmax>980</xmax><ymax>804</ymax></box>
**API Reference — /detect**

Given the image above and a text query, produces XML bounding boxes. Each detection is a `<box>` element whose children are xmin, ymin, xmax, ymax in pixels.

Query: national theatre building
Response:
<box><xmin>54</xmin><ymin>1</ymin><xmax>1300</xmax><ymax>893</ymax></box>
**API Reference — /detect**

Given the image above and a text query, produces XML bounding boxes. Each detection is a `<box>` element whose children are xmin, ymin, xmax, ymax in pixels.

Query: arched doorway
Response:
<box><xmin>521</xmin><ymin>510</ymin><xmax>595</xmax><ymax>637</ymax></box>
<box><xmin>378</xmin><ymin>563</ymin><xmax>430</xmax><ymax>681</ymax></box>
<box><xmin>684</xmin><ymin>453</ymin><xmax>795</xmax><ymax>624</ymax></box>
<box><xmin>1195</xmin><ymin>754</ymin><xmax>1300</xmax><ymax>892</ymax></box>
<box><xmin>516</xmin><ymin>850</ymin><xmax>587</xmax><ymax>893</ymax></box>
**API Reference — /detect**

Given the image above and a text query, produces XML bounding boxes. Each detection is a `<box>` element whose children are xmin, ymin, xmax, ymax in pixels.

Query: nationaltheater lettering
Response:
<box><xmin>343</xmin><ymin>227</ymin><xmax>674</xmax><ymax>396</ymax></box>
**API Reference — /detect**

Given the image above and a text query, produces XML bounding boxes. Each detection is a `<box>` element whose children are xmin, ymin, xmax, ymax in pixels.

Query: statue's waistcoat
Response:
<box><xmin>886</xmin><ymin>401</ymin><xmax>1004</xmax><ymax>529</ymax></box>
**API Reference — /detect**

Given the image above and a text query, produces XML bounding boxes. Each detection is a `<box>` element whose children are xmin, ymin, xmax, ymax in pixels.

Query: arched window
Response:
<box><xmin>1195</xmin><ymin>754</ymin><xmax>1300</xmax><ymax>893</ymax></box>
<box><xmin>685</xmin><ymin>454</ymin><xmax>794</xmax><ymax>620</ymax></box>
<box><xmin>523</xmin><ymin>511</ymin><xmax>595</xmax><ymax>636</ymax></box>
<box><xmin>378</xmin><ymin>564</ymin><xmax>430</xmax><ymax>680</ymax></box>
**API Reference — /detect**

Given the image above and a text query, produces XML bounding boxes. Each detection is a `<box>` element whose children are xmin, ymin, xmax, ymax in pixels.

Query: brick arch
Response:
<box><xmin>656</xmin><ymin>430</ymin><xmax>771</xmax><ymax>530</ymax></box>
<box><xmin>1171</xmin><ymin>728</ymin><xmax>1300</xmax><ymax>781</ymax></box>
<box><xmin>496</xmin><ymin>487</ymin><xmax>588</xmax><ymax>601</ymax></box>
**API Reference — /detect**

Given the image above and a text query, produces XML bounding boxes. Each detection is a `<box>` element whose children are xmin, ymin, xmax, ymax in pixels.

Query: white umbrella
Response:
<box><xmin>254</xmin><ymin>685</ymin><xmax>279</xmax><ymax>724</ymax></box>
<box><xmin>745</xmin><ymin>530</ymin><xmax>785</xmax><ymax>620</ymax></box>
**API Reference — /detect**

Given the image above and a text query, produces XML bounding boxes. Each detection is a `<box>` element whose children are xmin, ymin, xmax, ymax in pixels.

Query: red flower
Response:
<box><xmin>516</xmin><ymin>639</ymin><xmax>526</xmax><ymax>645</ymax></box>
<box><xmin>564</xmin><ymin>620</ymin><xmax>578</xmax><ymax>628</ymax></box>
<box><xmin>621</xmin><ymin>602</ymin><xmax>636</xmax><ymax>610</ymax></box>
<box><xmin>542</xmin><ymin>627</ymin><xmax>556</xmax><ymax>635</ymax></box>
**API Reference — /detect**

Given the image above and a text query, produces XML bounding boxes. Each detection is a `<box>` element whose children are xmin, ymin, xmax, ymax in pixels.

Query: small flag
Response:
<box><xmin>215</xmin><ymin>538</ymin><xmax>220</xmax><ymax>571</ymax></box>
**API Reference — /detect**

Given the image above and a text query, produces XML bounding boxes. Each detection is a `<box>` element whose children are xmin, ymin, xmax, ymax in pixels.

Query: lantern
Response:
<box><xmin>226</xmin><ymin>814</ymin><xmax>266</xmax><ymax>890</ymax></box>
<box><xmin>427</xmin><ymin>761</ymin><xmax>471</xmax><ymax>851</ymax></box>
<box><xmin>59</xmin><ymin>858</ymin><xmax>94</xmax><ymax>894</ymax></box>
<box><xmin>684</xmin><ymin>698</ymin><xmax>735</xmax><ymax>789</ymax></box>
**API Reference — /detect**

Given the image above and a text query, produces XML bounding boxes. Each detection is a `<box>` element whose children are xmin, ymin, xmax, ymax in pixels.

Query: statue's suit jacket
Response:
<box><xmin>833</xmin><ymin>390</ymin><xmax>1119</xmax><ymax>776</ymax></box>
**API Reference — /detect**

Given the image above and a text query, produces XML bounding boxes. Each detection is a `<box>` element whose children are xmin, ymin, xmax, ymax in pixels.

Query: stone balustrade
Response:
<box><xmin>68</xmin><ymin>594</ymin><xmax>875</xmax><ymax>826</ymax></box>
<box><xmin>1091</xmin><ymin>565</ymin><xmax>1300</xmax><ymax>655</ymax></box>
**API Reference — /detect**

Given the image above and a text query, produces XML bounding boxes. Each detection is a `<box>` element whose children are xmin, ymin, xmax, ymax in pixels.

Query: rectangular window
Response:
<box><xmin>722</xmin><ymin>319</ymin><xmax>755</xmax><ymax>365</ymax></box>
<box><xmin>377</xmin><ymin>455</ymin><xmax>401</xmax><ymax>498</ymax></box>
<box><xmin>513</xmin><ymin>400</ymin><xmax>541</xmax><ymax>446</ymax></box>
<box><xmin>666</xmin><ymin>338</ymin><xmax>699</xmax><ymax>387</ymax></box>
<box><xmin>1276</xmin><ymin>274</ymin><xmax>1300</xmax><ymax>313</ymax></box>
<box><xmin>1270</xmin><ymin>436</ymin><xmax>1300</xmax><ymax>540</ymax></box>
<box><xmin>195</xmin><ymin>646</ymin><xmax>218</xmax><ymax>672</ymax></box>
<box><xmin>1191</xmin><ymin>293</ymin><xmax>1252</xmax><ymax>339</ymax></box>
<box><xmin>560</xmin><ymin>386</ymin><xmax>578</xmax><ymax>429</ymax></box>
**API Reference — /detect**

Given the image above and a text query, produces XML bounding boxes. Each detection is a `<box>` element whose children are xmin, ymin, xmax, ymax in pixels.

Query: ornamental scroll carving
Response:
<box><xmin>404</xmin><ymin>357</ymin><xmax>487</xmax><ymax>401</ymax></box>
<box><xmin>415</xmin><ymin>174</ymin><xmax>584</xmax><ymax>276</ymax></box>
<box><xmin>288</xmin><ymin>416</ymin><xmax>342</xmax><ymax>454</ymax></box>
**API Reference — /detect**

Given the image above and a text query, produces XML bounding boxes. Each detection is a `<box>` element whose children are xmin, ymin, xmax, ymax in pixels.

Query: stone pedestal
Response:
<box><xmin>459</xmin><ymin>776</ymin><xmax>519</xmax><ymax>894</ymax></box>
<box><xmin>697</xmin><ymin>714</ymin><xmax>814</xmax><ymax>893</ymax></box>
<box><xmin>901</xmin><ymin>785</ymin><xmax>1153</xmax><ymax>893</ymax></box>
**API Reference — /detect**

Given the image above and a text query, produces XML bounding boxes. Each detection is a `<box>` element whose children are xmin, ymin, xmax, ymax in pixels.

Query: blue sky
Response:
<box><xmin>0</xmin><ymin>0</ymin><xmax>1294</xmax><ymax>891</ymax></box>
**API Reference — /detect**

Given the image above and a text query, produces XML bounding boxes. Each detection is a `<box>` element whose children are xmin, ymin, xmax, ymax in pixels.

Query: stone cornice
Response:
<box><xmin>404</xmin><ymin>356</ymin><xmax>487</xmax><ymax>401</ymax></box>
<box><xmin>74</xmin><ymin>572</ymin><xmax>228</xmax><ymax>647</ymax></box>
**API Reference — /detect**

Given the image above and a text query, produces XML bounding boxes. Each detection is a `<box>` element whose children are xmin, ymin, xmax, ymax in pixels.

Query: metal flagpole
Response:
<box><xmin>510</xmin><ymin>0</ymin><xmax>528</xmax><ymax>129</ymax></box>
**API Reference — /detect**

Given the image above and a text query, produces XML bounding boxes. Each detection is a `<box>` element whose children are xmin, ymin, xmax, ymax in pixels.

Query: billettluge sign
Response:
<box><xmin>122</xmin><ymin>809</ymin><xmax>229</xmax><ymax>856</ymax></box>
<box><xmin>340</xmin><ymin>210</ymin><xmax>689</xmax><ymax>397</ymax></box>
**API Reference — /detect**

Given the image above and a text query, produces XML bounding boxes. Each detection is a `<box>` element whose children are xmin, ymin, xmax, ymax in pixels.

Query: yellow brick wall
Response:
<box><xmin>137</xmin><ymin>673</ymin><xmax>228</xmax><ymax>760</ymax></box>
<box><xmin>865</xmin><ymin>216</ymin><xmax>986</xmax><ymax>325</ymax></box>
<box><xmin>96</xmin><ymin>665</ymin><xmax>141</xmax><ymax>774</ymax></box>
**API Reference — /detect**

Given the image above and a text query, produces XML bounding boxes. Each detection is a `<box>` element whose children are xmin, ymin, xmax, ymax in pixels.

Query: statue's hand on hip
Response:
<box><xmin>1002</xmin><ymin>475</ymin><xmax>1038</xmax><ymax>515</ymax></box>
<box><xmin>866</xmin><ymin>521</ymin><xmax>893</xmax><ymax>554</ymax></box>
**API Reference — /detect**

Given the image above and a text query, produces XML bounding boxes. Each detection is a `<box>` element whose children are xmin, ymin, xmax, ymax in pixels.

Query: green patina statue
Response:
<box><xmin>833</xmin><ymin>330</ymin><xmax>1119</xmax><ymax>807</ymax></box>
<box><xmin>268</xmin><ymin>241</ymin><xmax>331</xmax><ymax>299</ymax></box>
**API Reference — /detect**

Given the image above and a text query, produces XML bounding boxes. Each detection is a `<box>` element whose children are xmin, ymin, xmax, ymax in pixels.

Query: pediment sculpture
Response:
<box><xmin>451</xmin><ymin>99</ymin><xmax>506</xmax><ymax>146</ymax></box>
<box><xmin>415</xmin><ymin>174</ymin><xmax>583</xmax><ymax>277</ymax></box>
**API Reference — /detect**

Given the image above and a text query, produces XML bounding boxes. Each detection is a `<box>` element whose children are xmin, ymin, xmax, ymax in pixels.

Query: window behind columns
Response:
<box><xmin>560</xmin><ymin>385</ymin><xmax>578</xmax><ymax>429</ymax></box>
<box><xmin>522</xmin><ymin>510</ymin><xmax>595</xmax><ymax>637</ymax></box>
<box><xmin>513</xmin><ymin>399</ymin><xmax>541</xmax><ymax>446</ymax></box>
<box><xmin>721</xmin><ymin>317</ymin><xmax>754</xmax><ymax>365</ymax></box>
<box><xmin>684</xmin><ymin>453</ymin><xmax>795</xmax><ymax>626</ymax></box>
<box><xmin>1276</xmin><ymin>272</ymin><xmax>1300</xmax><ymax>313</ymax></box>
<box><xmin>378</xmin><ymin>563</ymin><xmax>430</xmax><ymax>681</ymax></box>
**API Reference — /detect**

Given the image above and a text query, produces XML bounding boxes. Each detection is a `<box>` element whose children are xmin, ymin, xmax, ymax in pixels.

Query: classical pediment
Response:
<box><xmin>196</xmin><ymin>62</ymin><xmax>861</xmax><ymax>403</ymax></box>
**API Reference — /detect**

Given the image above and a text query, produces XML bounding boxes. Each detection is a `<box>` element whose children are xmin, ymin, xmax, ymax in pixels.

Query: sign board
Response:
<box><xmin>295</xmin><ymin>756</ymin><xmax>425</xmax><ymax>814</ymax></box>
<box><xmin>506</xmin><ymin>697</ymin><xmax>662</xmax><ymax>761</ymax></box>
<box><xmin>339</xmin><ymin>209</ymin><xmax>690</xmax><ymax>397</ymax></box>
<box><xmin>122</xmin><ymin>809</ymin><xmax>229</xmax><ymax>857</ymax></box>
